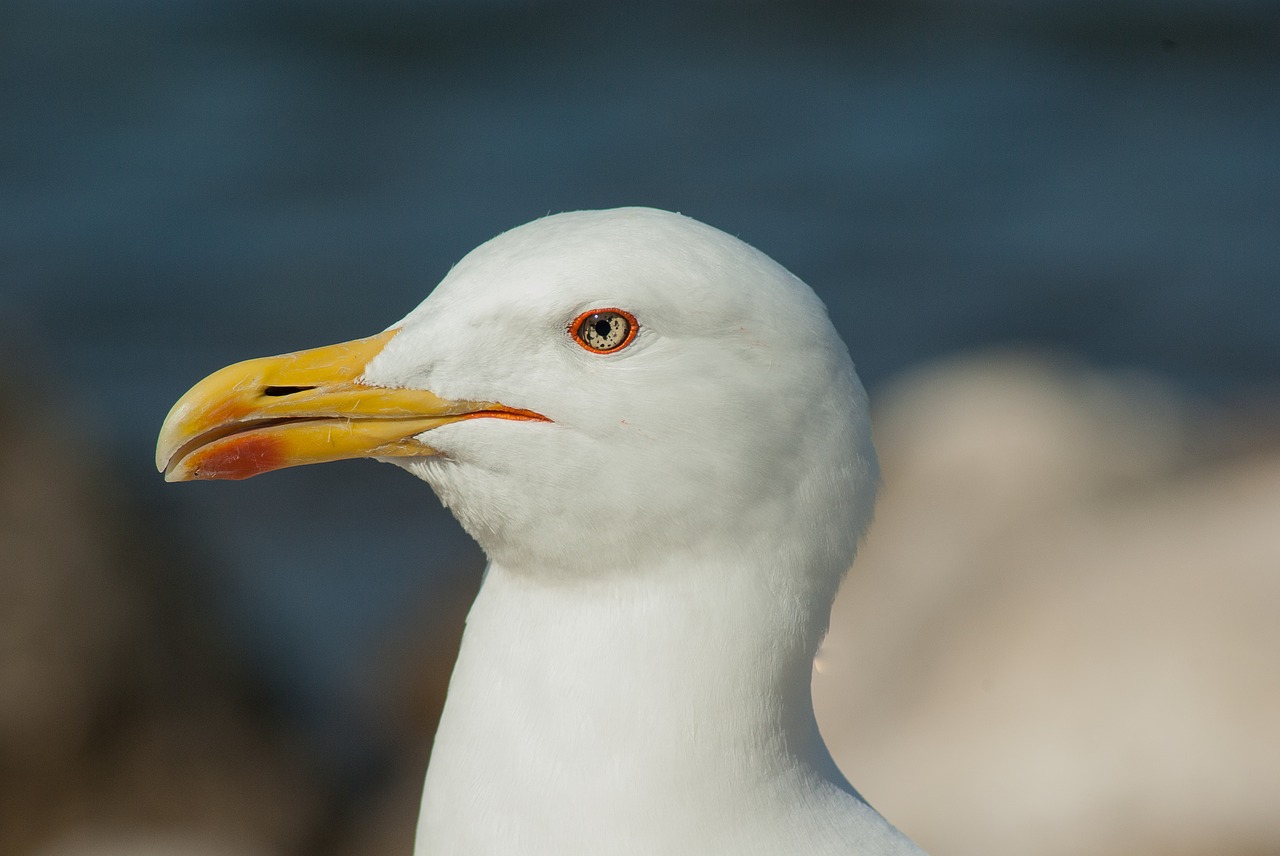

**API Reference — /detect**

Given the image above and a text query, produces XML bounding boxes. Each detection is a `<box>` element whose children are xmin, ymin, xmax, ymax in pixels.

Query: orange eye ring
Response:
<box><xmin>570</xmin><ymin>308</ymin><xmax>639</xmax><ymax>353</ymax></box>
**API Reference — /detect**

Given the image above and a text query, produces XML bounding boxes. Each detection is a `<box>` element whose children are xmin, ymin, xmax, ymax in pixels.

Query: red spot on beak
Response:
<box><xmin>190</xmin><ymin>435</ymin><xmax>286</xmax><ymax>481</ymax></box>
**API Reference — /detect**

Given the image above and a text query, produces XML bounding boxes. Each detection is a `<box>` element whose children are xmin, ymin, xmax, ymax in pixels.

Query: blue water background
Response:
<box><xmin>3</xmin><ymin>0</ymin><xmax>1278</xmax><ymax>775</ymax></box>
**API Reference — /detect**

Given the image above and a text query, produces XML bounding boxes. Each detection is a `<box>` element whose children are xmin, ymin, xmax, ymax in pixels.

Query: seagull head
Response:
<box><xmin>158</xmin><ymin>208</ymin><xmax>878</xmax><ymax>588</ymax></box>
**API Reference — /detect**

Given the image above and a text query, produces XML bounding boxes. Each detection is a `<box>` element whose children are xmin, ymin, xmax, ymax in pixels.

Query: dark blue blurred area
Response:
<box><xmin>3</xmin><ymin>0</ymin><xmax>1278</xmax><ymax>776</ymax></box>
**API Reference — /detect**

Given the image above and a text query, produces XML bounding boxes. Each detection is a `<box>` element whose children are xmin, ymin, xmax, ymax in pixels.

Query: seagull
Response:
<box><xmin>156</xmin><ymin>207</ymin><xmax>925</xmax><ymax>855</ymax></box>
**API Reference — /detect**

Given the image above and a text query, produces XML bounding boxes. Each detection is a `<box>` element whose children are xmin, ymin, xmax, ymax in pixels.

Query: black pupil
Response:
<box><xmin>593</xmin><ymin>318</ymin><xmax>612</xmax><ymax>338</ymax></box>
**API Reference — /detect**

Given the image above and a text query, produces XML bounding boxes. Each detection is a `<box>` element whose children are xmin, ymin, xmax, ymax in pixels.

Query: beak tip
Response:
<box><xmin>155</xmin><ymin>431</ymin><xmax>178</xmax><ymax>477</ymax></box>
<box><xmin>157</xmin><ymin>450</ymin><xmax>182</xmax><ymax>481</ymax></box>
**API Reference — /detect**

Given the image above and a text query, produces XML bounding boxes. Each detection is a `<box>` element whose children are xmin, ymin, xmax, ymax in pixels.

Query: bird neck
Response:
<box><xmin>415</xmin><ymin>555</ymin><xmax>847</xmax><ymax>853</ymax></box>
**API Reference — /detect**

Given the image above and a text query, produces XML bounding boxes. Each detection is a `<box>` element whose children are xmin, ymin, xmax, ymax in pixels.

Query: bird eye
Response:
<box><xmin>571</xmin><ymin>308</ymin><xmax>638</xmax><ymax>353</ymax></box>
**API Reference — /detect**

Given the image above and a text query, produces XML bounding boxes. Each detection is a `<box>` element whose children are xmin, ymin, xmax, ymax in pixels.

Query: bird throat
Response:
<box><xmin>414</xmin><ymin>558</ymin><xmax>832</xmax><ymax>853</ymax></box>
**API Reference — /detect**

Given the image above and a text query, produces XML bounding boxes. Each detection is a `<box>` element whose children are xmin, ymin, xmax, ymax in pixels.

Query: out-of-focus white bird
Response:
<box><xmin>157</xmin><ymin>208</ymin><xmax>924</xmax><ymax>855</ymax></box>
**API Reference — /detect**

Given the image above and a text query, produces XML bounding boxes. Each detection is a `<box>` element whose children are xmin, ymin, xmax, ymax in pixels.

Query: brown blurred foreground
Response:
<box><xmin>0</xmin><ymin>370</ymin><xmax>326</xmax><ymax>854</ymax></box>
<box><xmin>2</xmin><ymin>351</ymin><xmax>1277</xmax><ymax>856</ymax></box>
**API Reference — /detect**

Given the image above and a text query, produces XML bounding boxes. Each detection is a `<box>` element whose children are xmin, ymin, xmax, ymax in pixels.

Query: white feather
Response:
<box><xmin>363</xmin><ymin>208</ymin><xmax>921</xmax><ymax>855</ymax></box>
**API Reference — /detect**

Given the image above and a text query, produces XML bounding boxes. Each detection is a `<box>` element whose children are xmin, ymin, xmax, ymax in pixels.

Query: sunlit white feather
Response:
<box><xmin>360</xmin><ymin>208</ymin><xmax>921</xmax><ymax>855</ymax></box>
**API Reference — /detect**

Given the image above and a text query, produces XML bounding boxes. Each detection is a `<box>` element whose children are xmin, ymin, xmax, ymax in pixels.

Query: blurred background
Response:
<box><xmin>2</xmin><ymin>1</ymin><xmax>1278</xmax><ymax>854</ymax></box>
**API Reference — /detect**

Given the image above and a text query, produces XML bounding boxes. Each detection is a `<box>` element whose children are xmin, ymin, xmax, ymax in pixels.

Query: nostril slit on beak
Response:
<box><xmin>262</xmin><ymin>385</ymin><xmax>316</xmax><ymax>397</ymax></box>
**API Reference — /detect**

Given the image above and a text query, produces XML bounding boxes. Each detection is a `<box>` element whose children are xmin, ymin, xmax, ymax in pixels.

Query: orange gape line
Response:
<box><xmin>461</xmin><ymin>407</ymin><xmax>552</xmax><ymax>423</ymax></box>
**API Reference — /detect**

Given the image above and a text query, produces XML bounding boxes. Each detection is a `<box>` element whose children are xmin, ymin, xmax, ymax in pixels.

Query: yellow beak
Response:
<box><xmin>156</xmin><ymin>328</ymin><xmax>546</xmax><ymax>482</ymax></box>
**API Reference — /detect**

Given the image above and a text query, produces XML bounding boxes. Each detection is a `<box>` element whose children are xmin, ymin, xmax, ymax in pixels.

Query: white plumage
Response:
<box><xmin>159</xmin><ymin>207</ymin><xmax>925</xmax><ymax>855</ymax></box>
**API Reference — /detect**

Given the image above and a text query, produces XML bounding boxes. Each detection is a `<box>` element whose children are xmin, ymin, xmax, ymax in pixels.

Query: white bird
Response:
<box><xmin>156</xmin><ymin>207</ymin><xmax>925</xmax><ymax>855</ymax></box>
